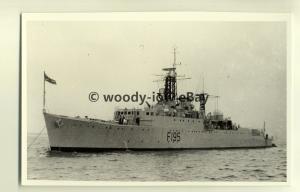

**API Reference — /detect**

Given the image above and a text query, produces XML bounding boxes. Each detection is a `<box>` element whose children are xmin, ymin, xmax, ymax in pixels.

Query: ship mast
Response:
<box><xmin>153</xmin><ymin>48</ymin><xmax>190</xmax><ymax>103</ymax></box>
<box><xmin>199</xmin><ymin>74</ymin><xmax>209</xmax><ymax>118</ymax></box>
<box><xmin>162</xmin><ymin>48</ymin><xmax>178</xmax><ymax>102</ymax></box>
<box><xmin>173</xmin><ymin>47</ymin><xmax>177</xmax><ymax>68</ymax></box>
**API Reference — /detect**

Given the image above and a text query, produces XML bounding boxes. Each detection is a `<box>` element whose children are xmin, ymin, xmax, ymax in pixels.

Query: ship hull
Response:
<box><xmin>44</xmin><ymin>113</ymin><xmax>274</xmax><ymax>151</ymax></box>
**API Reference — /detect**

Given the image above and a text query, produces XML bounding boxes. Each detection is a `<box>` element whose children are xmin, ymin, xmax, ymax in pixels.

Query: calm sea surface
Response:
<box><xmin>27</xmin><ymin>133</ymin><xmax>287</xmax><ymax>182</ymax></box>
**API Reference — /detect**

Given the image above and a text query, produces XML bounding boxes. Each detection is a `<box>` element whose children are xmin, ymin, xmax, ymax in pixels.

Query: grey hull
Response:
<box><xmin>44</xmin><ymin>112</ymin><xmax>274</xmax><ymax>151</ymax></box>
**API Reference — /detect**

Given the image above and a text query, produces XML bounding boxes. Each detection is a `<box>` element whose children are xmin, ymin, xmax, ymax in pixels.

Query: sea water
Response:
<box><xmin>27</xmin><ymin>133</ymin><xmax>287</xmax><ymax>182</ymax></box>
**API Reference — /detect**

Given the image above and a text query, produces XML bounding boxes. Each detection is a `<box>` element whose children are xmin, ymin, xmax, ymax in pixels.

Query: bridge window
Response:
<box><xmin>121</xmin><ymin>112</ymin><xmax>123</xmax><ymax>114</ymax></box>
<box><xmin>137</xmin><ymin>112</ymin><xmax>140</xmax><ymax>115</ymax></box>
<box><xmin>128</xmin><ymin>111</ymin><xmax>131</xmax><ymax>115</ymax></box>
<box><xmin>151</xmin><ymin>112</ymin><xmax>154</xmax><ymax>116</ymax></box>
<box><xmin>125</xmin><ymin>111</ymin><xmax>127</xmax><ymax>115</ymax></box>
<box><xmin>146</xmin><ymin>112</ymin><xmax>149</xmax><ymax>115</ymax></box>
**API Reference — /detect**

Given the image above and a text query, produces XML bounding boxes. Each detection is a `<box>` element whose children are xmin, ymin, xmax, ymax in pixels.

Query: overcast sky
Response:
<box><xmin>26</xmin><ymin>20</ymin><xmax>287</xmax><ymax>142</ymax></box>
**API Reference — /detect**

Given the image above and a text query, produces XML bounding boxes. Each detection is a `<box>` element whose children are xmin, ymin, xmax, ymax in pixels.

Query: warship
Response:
<box><xmin>43</xmin><ymin>49</ymin><xmax>274</xmax><ymax>151</ymax></box>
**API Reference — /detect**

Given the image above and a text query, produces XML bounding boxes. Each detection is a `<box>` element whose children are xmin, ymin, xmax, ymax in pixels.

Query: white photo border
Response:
<box><xmin>21</xmin><ymin>12</ymin><xmax>291</xmax><ymax>186</ymax></box>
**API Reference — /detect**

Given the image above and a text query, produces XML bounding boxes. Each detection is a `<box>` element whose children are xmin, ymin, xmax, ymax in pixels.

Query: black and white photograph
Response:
<box><xmin>21</xmin><ymin>12</ymin><xmax>289</xmax><ymax>185</ymax></box>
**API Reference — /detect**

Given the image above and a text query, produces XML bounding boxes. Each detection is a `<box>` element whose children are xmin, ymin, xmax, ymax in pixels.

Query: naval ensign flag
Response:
<box><xmin>43</xmin><ymin>72</ymin><xmax>56</xmax><ymax>111</ymax></box>
<box><xmin>44</xmin><ymin>72</ymin><xmax>57</xmax><ymax>85</ymax></box>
